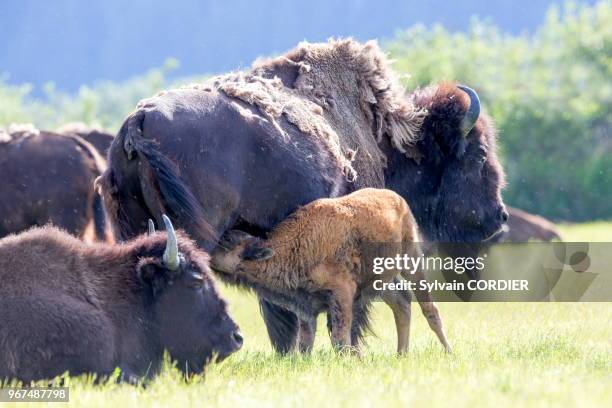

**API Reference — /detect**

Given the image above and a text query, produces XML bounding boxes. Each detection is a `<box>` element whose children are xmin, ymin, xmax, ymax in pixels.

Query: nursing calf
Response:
<box><xmin>0</xmin><ymin>215</ymin><xmax>242</xmax><ymax>383</ymax></box>
<box><xmin>212</xmin><ymin>188</ymin><xmax>451</xmax><ymax>354</ymax></box>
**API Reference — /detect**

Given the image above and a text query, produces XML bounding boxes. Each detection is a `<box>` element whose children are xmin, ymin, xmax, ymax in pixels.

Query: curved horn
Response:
<box><xmin>148</xmin><ymin>219</ymin><xmax>155</xmax><ymax>235</ymax></box>
<box><xmin>457</xmin><ymin>85</ymin><xmax>480</xmax><ymax>136</ymax></box>
<box><xmin>162</xmin><ymin>214</ymin><xmax>180</xmax><ymax>270</ymax></box>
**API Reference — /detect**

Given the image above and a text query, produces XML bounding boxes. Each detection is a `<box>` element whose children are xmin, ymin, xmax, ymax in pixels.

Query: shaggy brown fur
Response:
<box><xmin>0</xmin><ymin>125</ymin><xmax>108</xmax><ymax>241</ymax></box>
<box><xmin>0</xmin><ymin>224</ymin><xmax>241</xmax><ymax>383</ymax></box>
<box><xmin>179</xmin><ymin>38</ymin><xmax>426</xmax><ymax>186</ymax></box>
<box><xmin>101</xmin><ymin>39</ymin><xmax>506</xmax><ymax>354</ymax></box>
<box><xmin>212</xmin><ymin>188</ymin><xmax>451</xmax><ymax>354</ymax></box>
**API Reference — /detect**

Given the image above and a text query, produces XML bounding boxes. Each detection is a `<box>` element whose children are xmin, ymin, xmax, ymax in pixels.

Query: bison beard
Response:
<box><xmin>100</xmin><ymin>39</ymin><xmax>506</xmax><ymax>353</ymax></box>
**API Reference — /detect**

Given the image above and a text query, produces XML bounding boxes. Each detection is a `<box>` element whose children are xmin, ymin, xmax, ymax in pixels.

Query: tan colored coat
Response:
<box><xmin>213</xmin><ymin>188</ymin><xmax>451</xmax><ymax>353</ymax></box>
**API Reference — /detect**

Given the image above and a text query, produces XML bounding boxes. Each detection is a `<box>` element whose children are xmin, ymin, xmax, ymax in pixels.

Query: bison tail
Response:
<box><xmin>126</xmin><ymin>118</ymin><xmax>218</xmax><ymax>247</ymax></box>
<box><xmin>349</xmin><ymin>298</ymin><xmax>375</xmax><ymax>347</ymax></box>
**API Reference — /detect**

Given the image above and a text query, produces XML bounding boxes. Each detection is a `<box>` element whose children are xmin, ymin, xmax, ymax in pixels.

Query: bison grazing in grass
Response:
<box><xmin>0</xmin><ymin>215</ymin><xmax>242</xmax><ymax>383</ymax></box>
<box><xmin>212</xmin><ymin>188</ymin><xmax>451</xmax><ymax>354</ymax></box>
<box><xmin>0</xmin><ymin>125</ymin><xmax>107</xmax><ymax>241</ymax></box>
<box><xmin>98</xmin><ymin>39</ymin><xmax>506</xmax><ymax>352</ymax></box>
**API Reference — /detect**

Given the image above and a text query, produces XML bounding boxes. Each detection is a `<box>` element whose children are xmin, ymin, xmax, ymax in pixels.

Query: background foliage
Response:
<box><xmin>388</xmin><ymin>1</ymin><xmax>611</xmax><ymax>221</ymax></box>
<box><xmin>0</xmin><ymin>1</ymin><xmax>609</xmax><ymax>221</ymax></box>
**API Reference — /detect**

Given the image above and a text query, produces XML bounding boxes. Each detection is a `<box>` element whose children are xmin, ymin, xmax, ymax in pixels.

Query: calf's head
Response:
<box><xmin>210</xmin><ymin>230</ymin><xmax>274</xmax><ymax>274</ymax></box>
<box><xmin>138</xmin><ymin>216</ymin><xmax>243</xmax><ymax>373</ymax></box>
<box><xmin>390</xmin><ymin>84</ymin><xmax>507</xmax><ymax>242</ymax></box>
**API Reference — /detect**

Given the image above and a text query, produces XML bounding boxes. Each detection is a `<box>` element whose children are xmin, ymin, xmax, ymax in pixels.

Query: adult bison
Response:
<box><xmin>57</xmin><ymin>123</ymin><xmax>116</xmax><ymax>238</ymax></box>
<box><xmin>0</xmin><ymin>215</ymin><xmax>242</xmax><ymax>383</ymax></box>
<box><xmin>98</xmin><ymin>39</ymin><xmax>507</xmax><ymax>352</ymax></box>
<box><xmin>0</xmin><ymin>125</ymin><xmax>107</xmax><ymax>241</ymax></box>
<box><xmin>57</xmin><ymin>122</ymin><xmax>115</xmax><ymax>157</ymax></box>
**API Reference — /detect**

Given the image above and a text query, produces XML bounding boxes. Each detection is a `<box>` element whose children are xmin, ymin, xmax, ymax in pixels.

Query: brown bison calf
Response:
<box><xmin>0</xmin><ymin>215</ymin><xmax>242</xmax><ymax>383</ymax></box>
<box><xmin>212</xmin><ymin>188</ymin><xmax>450</xmax><ymax>354</ymax></box>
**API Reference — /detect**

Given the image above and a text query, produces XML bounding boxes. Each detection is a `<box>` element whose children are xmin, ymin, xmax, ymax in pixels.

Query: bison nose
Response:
<box><xmin>232</xmin><ymin>331</ymin><xmax>244</xmax><ymax>348</ymax></box>
<box><xmin>501</xmin><ymin>208</ymin><xmax>509</xmax><ymax>223</ymax></box>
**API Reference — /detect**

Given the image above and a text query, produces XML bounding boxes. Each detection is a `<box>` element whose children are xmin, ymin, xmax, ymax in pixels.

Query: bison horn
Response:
<box><xmin>457</xmin><ymin>85</ymin><xmax>480</xmax><ymax>136</ymax></box>
<box><xmin>162</xmin><ymin>214</ymin><xmax>180</xmax><ymax>270</ymax></box>
<box><xmin>148</xmin><ymin>219</ymin><xmax>155</xmax><ymax>235</ymax></box>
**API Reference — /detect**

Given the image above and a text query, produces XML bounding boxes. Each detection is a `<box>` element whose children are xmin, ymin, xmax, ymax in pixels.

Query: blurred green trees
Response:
<box><xmin>387</xmin><ymin>1</ymin><xmax>610</xmax><ymax>221</ymax></box>
<box><xmin>0</xmin><ymin>2</ymin><xmax>609</xmax><ymax>221</ymax></box>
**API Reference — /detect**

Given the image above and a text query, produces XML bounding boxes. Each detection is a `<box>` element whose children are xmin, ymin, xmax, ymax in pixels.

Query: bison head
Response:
<box><xmin>386</xmin><ymin>83</ymin><xmax>507</xmax><ymax>243</ymax></box>
<box><xmin>137</xmin><ymin>215</ymin><xmax>243</xmax><ymax>374</ymax></box>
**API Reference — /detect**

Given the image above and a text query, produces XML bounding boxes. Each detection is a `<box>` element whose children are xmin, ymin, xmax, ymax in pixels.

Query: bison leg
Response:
<box><xmin>381</xmin><ymin>286</ymin><xmax>412</xmax><ymax>354</ymax></box>
<box><xmin>297</xmin><ymin>318</ymin><xmax>317</xmax><ymax>353</ymax></box>
<box><xmin>259</xmin><ymin>298</ymin><xmax>299</xmax><ymax>354</ymax></box>
<box><xmin>328</xmin><ymin>278</ymin><xmax>357</xmax><ymax>352</ymax></box>
<box><xmin>400</xmin><ymin>269</ymin><xmax>452</xmax><ymax>353</ymax></box>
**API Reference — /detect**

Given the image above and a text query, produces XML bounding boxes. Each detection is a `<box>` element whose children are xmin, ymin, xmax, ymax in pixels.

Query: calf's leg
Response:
<box><xmin>381</xmin><ymin>286</ymin><xmax>412</xmax><ymax>354</ymax></box>
<box><xmin>328</xmin><ymin>280</ymin><xmax>357</xmax><ymax>352</ymax></box>
<box><xmin>401</xmin><ymin>269</ymin><xmax>452</xmax><ymax>353</ymax></box>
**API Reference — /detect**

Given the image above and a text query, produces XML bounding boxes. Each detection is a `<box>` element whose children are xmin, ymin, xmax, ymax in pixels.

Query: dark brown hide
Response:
<box><xmin>0</xmin><ymin>225</ymin><xmax>241</xmax><ymax>383</ymax></box>
<box><xmin>100</xmin><ymin>39</ymin><xmax>507</xmax><ymax>353</ymax></box>
<box><xmin>0</xmin><ymin>128</ymin><xmax>107</xmax><ymax>241</ymax></box>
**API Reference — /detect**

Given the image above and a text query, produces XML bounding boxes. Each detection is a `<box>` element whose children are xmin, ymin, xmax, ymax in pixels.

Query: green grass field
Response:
<box><xmin>4</xmin><ymin>223</ymin><xmax>612</xmax><ymax>408</ymax></box>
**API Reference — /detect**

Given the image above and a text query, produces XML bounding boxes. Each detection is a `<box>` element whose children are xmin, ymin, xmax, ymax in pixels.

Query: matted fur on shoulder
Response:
<box><xmin>268</xmin><ymin>38</ymin><xmax>426</xmax><ymax>150</ymax></box>
<box><xmin>254</xmin><ymin>38</ymin><xmax>426</xmax><ymax>185</ymax></box>
<box><xmin>183</xmin><ymin>39</ymin><xmax>426</xmax><ymax>186</ymax></box>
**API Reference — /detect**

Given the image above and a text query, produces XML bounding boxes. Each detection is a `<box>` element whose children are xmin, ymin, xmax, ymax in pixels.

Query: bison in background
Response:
<box><xmin>0</xmin><ymin>125</ymin><xmax>107</xmax><ymax>241</ymax></box>
<box><xmin>490</xmin><ymin>207</ymin><xmax>563</xmax><ymax>243</ymax></box>
<box><xmin>0</xmin><ymin>215</ymin><xmax>242</xmax><ymax>383</ymax></box>
<box><xmin>98</xmin><ymin>39</ymin><xmax>507</xmax><ymax>353</ymax></box>
<box><xmin>56</xmin><ymin>122</ymin><xmax>115</xmax><ymax>157</ymax></box>
<box><xmin>57</xmin><ymin>123</ymin><xmax>116</xmax><ymax>238</ymax></box>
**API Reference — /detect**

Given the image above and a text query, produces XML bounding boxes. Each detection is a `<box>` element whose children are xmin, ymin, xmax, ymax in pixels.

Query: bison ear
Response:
<box><xmin>424</xmin><ymin>83</ymin><xmax>482</xmax><ymax>158</ymax></box>
<box><xmin>241</xmin><ymin>244</ymin><xmax>274</xmax><ymax>261</ymax></box>
<box><xmin>137</xmin><ymin>258</ymin><xmax>168</xmax><ymax>297</ymax></box>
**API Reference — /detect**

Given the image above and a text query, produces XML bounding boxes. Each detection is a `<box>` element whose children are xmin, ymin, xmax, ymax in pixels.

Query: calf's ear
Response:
<box><xmin>241</xmin><ymin>244</ymin><xmax>274</xmax><ymax>261</ymax></box>
<box><xmin>137</xmin><ymin>257</ymin><xmax>168</xmax><ymax>297</ymax></box>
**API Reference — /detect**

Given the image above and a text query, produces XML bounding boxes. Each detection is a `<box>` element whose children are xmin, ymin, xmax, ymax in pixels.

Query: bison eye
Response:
<box><xmin>190</xmin><ymin>274</ymin><xmax>205</xmax><ymax>288</ymax></box>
